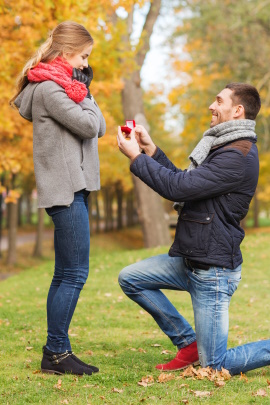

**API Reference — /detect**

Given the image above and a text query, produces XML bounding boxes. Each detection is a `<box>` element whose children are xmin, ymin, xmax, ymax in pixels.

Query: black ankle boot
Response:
<box><xmin>41</xmin><ymin>346</ymin><xmax>93</xmax><ymax>375</ymax></box>
<box><xmin>68</xmin><ymin>351</ymin><xmax>99</xmax><ymax>373</ymax></box>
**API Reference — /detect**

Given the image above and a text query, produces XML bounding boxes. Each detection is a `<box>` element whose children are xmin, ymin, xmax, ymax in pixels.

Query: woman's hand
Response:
<box><xmin>117</xmin><ymin>127</ymin><xmax>140</xmax><ymax>161</ymax></box>
<box><xmin>134</xmin><ymin>125</ymin><xmax>156</xmax><ymax>155</ymax></box>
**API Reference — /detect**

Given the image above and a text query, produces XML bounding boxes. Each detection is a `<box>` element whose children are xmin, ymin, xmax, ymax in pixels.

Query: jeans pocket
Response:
<box><xmin>228</xmin><ymin>276</ymin><xmax>241</xmax><ymax>296</ymax></box>
<box><xmin>190</xmin><ymin>268</ymin><xmax>217</xmax><ymax>283</ymax></box>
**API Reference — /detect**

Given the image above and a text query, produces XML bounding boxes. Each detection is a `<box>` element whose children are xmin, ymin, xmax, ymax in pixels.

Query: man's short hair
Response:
<box><xmin>225</xmin><ymin>83</ymin><xmax>261</xmax><ymax>120</ymax></box>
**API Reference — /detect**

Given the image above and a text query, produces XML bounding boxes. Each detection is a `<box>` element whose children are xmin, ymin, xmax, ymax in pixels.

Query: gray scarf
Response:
<box><xmin>174</xmin><ymin>119</ymin><xmax>257</xmax><ymax>213</ymax></box>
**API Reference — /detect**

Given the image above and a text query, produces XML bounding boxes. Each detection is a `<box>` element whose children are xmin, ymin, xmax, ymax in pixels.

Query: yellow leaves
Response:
<box><xmin>5</xmin><ymin>189</ymin><xmax>21</xmax><ymax>204</ymax></box>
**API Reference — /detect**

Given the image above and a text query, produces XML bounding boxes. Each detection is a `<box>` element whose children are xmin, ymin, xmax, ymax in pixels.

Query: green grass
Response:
<box><xmin>0</xmin><ymin>231</ymin><xmax>270</xmax><ymax>404</ymax></box>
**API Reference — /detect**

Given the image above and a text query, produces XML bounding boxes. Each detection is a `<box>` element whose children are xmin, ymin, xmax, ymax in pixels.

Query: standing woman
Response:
<box><xmin>10</xmin><ymin>21</ymin><xmax>106</xmax><ymax>375</ymax></box>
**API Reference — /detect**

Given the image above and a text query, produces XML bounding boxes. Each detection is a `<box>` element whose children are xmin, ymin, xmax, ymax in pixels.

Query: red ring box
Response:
<box><xmin>121</xmin><ymin>120</ymin><xmax>136</xmax><ymax>134</ymax></box>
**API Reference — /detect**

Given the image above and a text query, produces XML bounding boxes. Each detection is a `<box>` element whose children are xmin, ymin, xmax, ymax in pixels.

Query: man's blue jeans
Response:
<box><xmin>45</xmin><ymin>190</ymin><xmax>90</xmax><ymax>353</ymax></box>
<box><xmin>119</xmin><ymin>254</ymin><xmax>270</xmax><ymax>375</ymax></box>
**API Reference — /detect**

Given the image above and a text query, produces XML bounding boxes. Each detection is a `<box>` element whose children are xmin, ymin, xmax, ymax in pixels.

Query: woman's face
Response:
<box><xmin>63</xmin><ymin>44</ymin><xmax>93</xmax><ymax>70</ymax></box>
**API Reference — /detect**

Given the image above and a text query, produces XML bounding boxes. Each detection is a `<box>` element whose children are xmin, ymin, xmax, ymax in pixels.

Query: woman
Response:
<box><xmin>11</xmin><ymin>21</ymin><xmax>106</xmax><ymax>375</ymax></box>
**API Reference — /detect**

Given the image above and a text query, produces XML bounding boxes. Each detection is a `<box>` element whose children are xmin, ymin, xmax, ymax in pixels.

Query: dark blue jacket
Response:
<box><xmin>130</xmin><ymin>139</ymin><xmax>259</xmax><ymax>269</ymax></box>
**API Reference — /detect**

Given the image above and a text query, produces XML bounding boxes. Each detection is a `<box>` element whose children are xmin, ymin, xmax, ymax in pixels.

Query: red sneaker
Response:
<box><xmin>155</xmin><ymin>341</ymin><xmax>199</xmax><ymax>371</ymax></box>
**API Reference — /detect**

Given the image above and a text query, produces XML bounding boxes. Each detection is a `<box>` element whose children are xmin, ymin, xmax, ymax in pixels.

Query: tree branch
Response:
<box><xmin>136</xmin><ymin>0</ymin><xmax>162</xmax><ymax>68</ymax></box>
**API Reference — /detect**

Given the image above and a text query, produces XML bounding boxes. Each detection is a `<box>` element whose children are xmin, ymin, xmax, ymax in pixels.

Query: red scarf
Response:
<box><xmin>27</xmin><ymin>57</ymin><xmax>87</xmax><ymax>103</ymax></box>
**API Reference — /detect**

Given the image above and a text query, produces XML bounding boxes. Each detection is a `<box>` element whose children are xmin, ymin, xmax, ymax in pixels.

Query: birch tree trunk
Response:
<box><xmin>121</xmin><ymin>0</ymin><xmax>171</xmax><ymax>247</ymax></box>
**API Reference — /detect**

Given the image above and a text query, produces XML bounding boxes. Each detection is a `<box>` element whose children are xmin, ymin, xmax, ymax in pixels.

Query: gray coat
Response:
<box><xmin>15</xmin><ymin>81</ymin><xmax>106</xmax><ymax>208</ymax></box>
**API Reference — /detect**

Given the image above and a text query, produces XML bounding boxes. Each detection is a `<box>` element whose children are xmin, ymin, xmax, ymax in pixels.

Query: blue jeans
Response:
<box><xmin>119</xmin><ymin>254</ymin><xmax>270</xmax><ymax>375</ymax></box>
<box><xmin>45</xmin><ymin>190</ymin><xmax>90</xmax><ymax>353</ymax></box>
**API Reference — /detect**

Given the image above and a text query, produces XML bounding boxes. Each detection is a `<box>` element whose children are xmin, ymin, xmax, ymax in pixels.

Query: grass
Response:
<box><xmin>0</xmin><ymin>229</ymin><xmax>270</xmax><ymax>404</ymax></box>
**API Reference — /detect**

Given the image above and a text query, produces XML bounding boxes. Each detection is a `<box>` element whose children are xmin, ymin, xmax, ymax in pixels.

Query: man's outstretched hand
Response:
<box><xmin>117</xmin><ymin>126</ymin><xmax>140</xmax><ymax>161</ymax></box>
<box><xmin>134</xmin><ymin>125</ymin><xmax>156</xmax><ymax>156</ymax></box>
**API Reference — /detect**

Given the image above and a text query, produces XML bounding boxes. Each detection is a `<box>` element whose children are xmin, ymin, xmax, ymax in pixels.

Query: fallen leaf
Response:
<box><xmin>215</xmin><ymin>381</ymin><xmax>225</xmax><ymax>387</ymax></box>
<box><xmin>61</xmin><ymin>400</ymin><xmax>69</xmax><ymax>404</ymax></box>
<box><xmin>181</xmin><ymin>400</ymin><xmax>189</xmax><ymax>404</ymax></box>
<box><xmin>239</xmin><ymin>372</ymin><xmax>248</xmax><ymax>382</ymax></box>
<box><xmin>161</xmin><ymin>350</ymin><xmax>173</xmax><ymax>355</ymax></box>
<box><xmin>179</xmin><ymin>384</ymin><xmax>189</xmax><ymax>388</ymax></box>
<box><xmin>158</xmin><ymin>373</ymin><xmax>175</xmax><ymax>383</ymax></box>
<box><xmin>112</xmin><ymin>388</ymin><xmax>123</xmax><ymax>393</ymax></box>
<box><xmin>267</xmin><ymin>379</ymin><xmax>270</xmax><ymax>386</ymax></box>
<box><xmin>54</xmin><ymin>379</ymin><xmax>62</xmax><ymax>389</ymax></box>
<box><xmin>253</xmin><ymin>389</ymin><xmax>267</xmax><ymax>397</ymax></box>
<box><xmin>104</xmin><ymin>293</ymin><xmax>112</xmax><ymax>297</ymax></box>
<box><xmin>191</xmin><ymin>390</ymin><xmax>211</xmax><ymax>397</ymax></box>
<box><xmin>86</xmin><ymin>350</ymin><xmax>93</xmax><ymax>356</ymax></box>
<box><xmin>151</xmin><ymin>344</ymin><xmax>161</xmax><ymax>347</ymax></box>
<box><xmin>138</xmin><ymin>348</ymin><xmax>147</xmax><ymax>353</ymax></box>
<box><xmin>130</xmin><ymin>348</ymin><xmax>137</xmax><ymax>351</ymax></box>
<box><xmin>26</xmin><ymin>347</ymin><xmax>33</xmax><ymax>351</ymax></box>
<box><xmin>181</xmin><ymin>365</ymin><xmax>198</xmax><ymax>377</ymax></box>
<box><xmin>32</xmin><ymin>370</ymin><xmax>40</xmax><ymax>374</ymax></box>
<box><xmin>138</xmin><ymin>375</ymin><xmax>155</xmax><ymax>387</ymax></box>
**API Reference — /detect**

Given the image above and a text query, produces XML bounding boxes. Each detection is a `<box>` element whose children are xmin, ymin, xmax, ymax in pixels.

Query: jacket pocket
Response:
<box><xmin>177</xmin><ymin>210</ymin><xmax>214</xmax><ymax>257</ymax></box>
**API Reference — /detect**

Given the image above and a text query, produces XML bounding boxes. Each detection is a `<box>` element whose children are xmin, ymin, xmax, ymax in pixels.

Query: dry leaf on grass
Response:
<box><xmin>138</xmin><ymin>375</ymin><xmax>155</xmax><ymax>387</ymax></box>
<box><xmin>151</xmin><ymin>344</ymin><xmax>161</xmax><ymax>347</ymax></box>
<box><xmin>239</xmin><ymin>372</ymin><xmax>248</xmax><ymax>382</ymax></box>
<box><xmin>161</xmin><ymin>350</ymin><xmax>173</xmax><ymax>355</ymax></box>
<box><xmin>112</xmin><ymin>388</ymin><xmax>123</xmax><ymax>393</ymax></box>
<box><xmin>253</xmin><ymin>389</ymin><xmax>267</xmax><ymax>397</ymax></box>
<box><xmin>85</xmin><ymin>350</ymin><xmax>93</xmax><ymax>356</ymax></box>
<box><xmin>61</xmin><ymin>400</ymin><xmax>69</xmax><ymax>404</ymax></box>
<box><xmin>181</xmin><ymin>400</ymin><xmax>189</xmax><ymax>404</ymax></box>
<box><xmin>26</xmin><ymin>346</ymin><xmax>33</xmax><ymax>351</ymax></box>
<box><xmin>215</xmin><ymin>381</ymin><xmax>225</xmax><ymax>387</ymax></box>
<box><xmin>157</xmin><ymin>373</ymin><xmax>175</xmax><ymax>383</ymax></box>
<box><xmin>138</xmin><ymin>348</ymin><xmax>147</xmax><ymax>353</ymax></box>
<box><xmin>191</xmin><ymin>390</ymin><xmax>211</xmax><ymax>397</ymax></box>
<box><xmin>180</xmin><ymin>365</ymin><xmax>230</xmax><ymax>385</ymax></box>
<box><xmin>54</xmin><ymin>379</ymin><xmax>62</xmax><ymax>389</ymax></box>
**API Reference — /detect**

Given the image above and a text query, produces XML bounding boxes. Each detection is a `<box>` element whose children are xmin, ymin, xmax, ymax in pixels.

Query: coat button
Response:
<box><xmin>206</xmin><ymin>217</ymin><xmax>210</xmax><ymax>220</ymax></box>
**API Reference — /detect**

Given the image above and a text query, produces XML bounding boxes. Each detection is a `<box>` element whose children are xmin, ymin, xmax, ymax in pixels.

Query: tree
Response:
<box><xmin>168</xmin><ymin>0</ymin><xmax>270</xmax><ymax>222</ymax></box>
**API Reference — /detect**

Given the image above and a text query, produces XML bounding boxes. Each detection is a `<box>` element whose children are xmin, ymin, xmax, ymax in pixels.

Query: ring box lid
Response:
<box><xmin>121</xmin><ymin>120</ymin><xmax>136</xmax><ymax>134</ymax></box>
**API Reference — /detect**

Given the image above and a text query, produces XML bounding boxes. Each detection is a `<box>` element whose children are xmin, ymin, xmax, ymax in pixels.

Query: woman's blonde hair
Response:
<box><xmin>10</xmin><ymin>21</ymin><xmax>93</xmax><ymax>106</ymax></box>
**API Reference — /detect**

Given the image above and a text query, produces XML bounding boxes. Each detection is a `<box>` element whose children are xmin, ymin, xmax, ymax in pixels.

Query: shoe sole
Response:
<box><xmin>41</xmin><ymin>368</ymin><xmax>64</xmax><ymax>375</ymax></box>
<box><xmin>157</xmin><ymin>360</ymin><xmax>200</xmax><ymax>372</ymax></box>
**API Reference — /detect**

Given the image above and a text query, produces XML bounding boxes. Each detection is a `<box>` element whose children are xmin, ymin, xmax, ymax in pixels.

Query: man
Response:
<box><xmin>117</xmin><ymin>83</ymin><xmax>270</xmax><ymax>375</ymax></box>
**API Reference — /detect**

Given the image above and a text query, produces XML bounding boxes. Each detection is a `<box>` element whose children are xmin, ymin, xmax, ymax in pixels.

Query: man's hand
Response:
<box><xmin>134</xmin><ymin>124</ymin><xmax>156</xmax><ymax>156</ymax></box>
<box><xmin>117</xmin><ymin>126</ymin><xmax>141</xmax><ymax>161</ymax></box>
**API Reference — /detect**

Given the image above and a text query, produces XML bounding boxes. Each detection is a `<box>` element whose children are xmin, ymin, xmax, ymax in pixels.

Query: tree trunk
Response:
<box><xmin>26</xmin><ymin>194</ymin><xmax>32</xmax><ymax>224</ymax></box>
<box><xmin>18</xmin><ymin>195</ymin><xmax>23</xmax><ymax>227</ymax></box>
<box><xmin>33</xmin><ymin>208</ymin><xmax>45</xmax><ymax>257</ymax></box>
<box><xmin>94</xmin><ymin>191</ymin><xmax>100</xmax><ymax>233</ymax></box>
<box><xmin>253</xmin><ymin>190</ymin><xmax>259</xmax><ymax>228</ymax></box>
<box><xmin>116</xmin><ymin>183</ymin><xmax>123</xmax><ymax>230</ymax></box>
<box><xmin>121</xmin><ymin>0</ymin><xmax>171</xmax><ymax>247</ymax></box>
<box><xmin>126</xmin><ymin>190</ymin><xmax>135</xmax><ymax>227</ymax></box>
<box><xmin>0</xmin><ymin>189</ymin><xmax>3</xmax><ymax>257</ymax></box>
<box><xmin>6</xmin><ymin>202</ymin><xmax>18</xmax><ymax>265</ymax></box>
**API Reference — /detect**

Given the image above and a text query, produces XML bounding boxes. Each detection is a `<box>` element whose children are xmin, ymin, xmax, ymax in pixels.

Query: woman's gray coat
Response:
<box><xmin>15</xmin><ymin>81</ymin><xmax>106</xmax><ymax>208</ymax></box>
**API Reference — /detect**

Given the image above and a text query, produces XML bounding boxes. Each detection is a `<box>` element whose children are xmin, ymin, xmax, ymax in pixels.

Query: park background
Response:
<box><xmin>1</xmin><ymin>0</ymin><xmax>270</xmax><ymax>404</ymax></box>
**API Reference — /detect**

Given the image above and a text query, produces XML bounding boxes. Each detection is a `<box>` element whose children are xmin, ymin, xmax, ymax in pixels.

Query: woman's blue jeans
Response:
<box><xmin>45</xmin><ymin>190</ymin><xmax>90</xmax><ymax>353</ymax></box>
<box><xmin>119</xmin><ymin>254</ymin><xmax>270</xmax><ymax>375</ymax></box>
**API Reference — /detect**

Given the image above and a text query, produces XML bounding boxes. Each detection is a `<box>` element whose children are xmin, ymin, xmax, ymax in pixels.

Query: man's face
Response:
<box><xmin>209</xmin><ymin>88</ymin><xmax>235</xmax><ymax>127</ymax></box>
